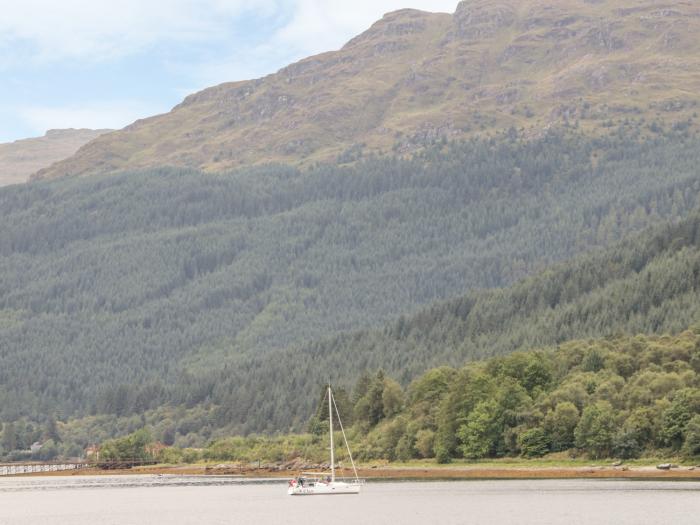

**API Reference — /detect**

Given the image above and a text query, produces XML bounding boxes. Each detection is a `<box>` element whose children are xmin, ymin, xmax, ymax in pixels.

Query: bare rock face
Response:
<box><xmin>453</xmin><ymin>0</ymin><xmax>517</xmax><ymax>40</ymax></box>
<box><xmin>585</xmin><ymin>21</ymin><xmax>625</xmax><ymax>50</ymax></box>
<box><xmin>346</xmin><ymin>9</ymin><xmax>429</xmax><ymax>43</ymax></box>
<box><xmin>33</xmin><ymin>0</ymin><xmax>700</xmax><ymax>181</ymax></box>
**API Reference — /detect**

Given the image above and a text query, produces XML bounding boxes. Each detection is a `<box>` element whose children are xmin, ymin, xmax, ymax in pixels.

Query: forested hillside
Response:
<box><xmin>1</xmin><ymin>128</ymin><xmax>700</xmax><ymax>438</ymax></box>
<box><xmin>161</xmin><ymin>207</ymin><xmax>700</xmax><ymax>436</ymax></box>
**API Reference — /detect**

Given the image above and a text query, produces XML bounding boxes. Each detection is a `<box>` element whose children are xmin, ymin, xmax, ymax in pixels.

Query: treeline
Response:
<box><xmin>160</xmin><ymin>329</ymin><xmax>700</xmax><ymax>462</ymax></box>
<box><xmin>216</xmin><ymin>329</ymin><xmax>700</xmax><ymax>462</ymax></box>
<box><xmin>10</xmin><ymin>329</ymin><xmax>699</xmax><ymax>463</ymax></box>
<box><xmin>347</xmin><ymin>330</ymin><xmax>700</xmax><ymax>461</ymax></box>
<box><xmin>0</xmin><ymin>418</ymin><xmax>61</xmax><ymax>461</ymax></box>
<box><xmin>2</xmin><ymin>128</ymin><xmax>700</xmax><ymax>427</ymax></box>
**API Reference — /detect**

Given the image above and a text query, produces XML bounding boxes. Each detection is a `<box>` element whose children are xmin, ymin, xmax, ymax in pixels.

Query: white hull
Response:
<box><xmin>288</xmin><ymin>481</ymin><xmax>361</xmax><ymax>495</ymax></box>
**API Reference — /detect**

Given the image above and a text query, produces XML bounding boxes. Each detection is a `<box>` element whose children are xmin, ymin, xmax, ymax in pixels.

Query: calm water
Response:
<box><xmin>1</xmin><ymin>475</ymin><xmax>699</xmax><ymax>525</ymax></box>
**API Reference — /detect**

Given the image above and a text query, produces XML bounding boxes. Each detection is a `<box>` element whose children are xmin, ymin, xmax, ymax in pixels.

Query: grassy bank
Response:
<box><xmin>19</xmin><ymin>457</ymin><xmax>700</xmax><ymax>480</ymax></box>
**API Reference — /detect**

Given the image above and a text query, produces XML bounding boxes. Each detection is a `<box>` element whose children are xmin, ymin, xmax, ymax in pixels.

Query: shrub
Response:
<box><xmin>519</xmin><ymin>428</ymin><xmax>550</xmax><ymax>458</ymax></box>
<box><xmin>682</xmin><ymin>415</ymin><xmax>700</xmax><ymax>458</ymax></box>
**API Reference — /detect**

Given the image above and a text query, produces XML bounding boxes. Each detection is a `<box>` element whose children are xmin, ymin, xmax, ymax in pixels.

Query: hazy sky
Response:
<box><xmin>0</xmin><ymin>0</ymin><xmax>459</xmax><ymax>143</ymax></box>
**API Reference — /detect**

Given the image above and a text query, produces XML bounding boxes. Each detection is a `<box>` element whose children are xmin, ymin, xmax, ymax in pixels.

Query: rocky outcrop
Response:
<box><xmin>453</xmin><ymin>0</ymin><xmax>517</xmax><ymax>39</ymax></box>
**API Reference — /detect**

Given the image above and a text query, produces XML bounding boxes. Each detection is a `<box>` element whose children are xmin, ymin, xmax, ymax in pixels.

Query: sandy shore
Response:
<box><xmin>18</xmin><ymin>463</ymin><xmax>700</xmax><ymax>479</ymax></box>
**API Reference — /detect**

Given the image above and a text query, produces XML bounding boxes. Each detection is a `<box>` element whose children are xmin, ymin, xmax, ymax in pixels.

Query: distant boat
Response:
<box><xmin>288</xmin><ymin>384</ymin><xmax>364</xmax><ymax>495</ymax></box>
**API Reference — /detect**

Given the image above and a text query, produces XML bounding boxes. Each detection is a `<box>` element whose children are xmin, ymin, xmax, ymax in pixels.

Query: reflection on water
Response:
<box><xmin>0</xmin><ymin>474</ymin><xmax>281</xmax><ymax>492</ymax></box>
<box><xmin>1</xmin><ymin>476</ymin><xmax>699</xmax><ymax>525</ymax></box>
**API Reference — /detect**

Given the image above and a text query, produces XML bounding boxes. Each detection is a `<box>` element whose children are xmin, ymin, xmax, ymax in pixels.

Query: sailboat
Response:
<box><xmin>287</xmin><ymin>384</ymin><xmax>364</xmax><ymax>495</ymax></box>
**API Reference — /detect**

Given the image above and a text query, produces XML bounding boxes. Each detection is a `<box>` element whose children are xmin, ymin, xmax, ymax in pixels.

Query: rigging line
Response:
<box><xmin>331</xmin><ymin>390</ymin><xmax>359</xmax><ymax>482</ymax></box>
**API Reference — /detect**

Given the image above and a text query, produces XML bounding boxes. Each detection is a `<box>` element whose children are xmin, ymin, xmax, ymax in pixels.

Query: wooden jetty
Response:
<box><xmin>0</xmin><ymin>461</ymin><xmax>87</xmax><ymax>476</ymax></box>
<box><xmin>0</xmin><ymin>458</ymin><xmax>156</xmax><ymax>476</ymax></box>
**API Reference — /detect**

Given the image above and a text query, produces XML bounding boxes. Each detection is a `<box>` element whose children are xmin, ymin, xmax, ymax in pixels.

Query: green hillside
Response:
<box><xmin>2</xmin><ymin>129</ymin><xmax>700</xmax><ymax>437</ymax></box>
<box><xmin>170</xmin><ymin>207</ymin><xmax>700</xmax><ymax>436</ymax></box>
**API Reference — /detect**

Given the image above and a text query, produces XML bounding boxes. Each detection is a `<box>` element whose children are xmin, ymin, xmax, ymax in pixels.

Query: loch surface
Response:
<box><xmin>1</xmin><ymin>475</ymin><xmax>699</xmax><ymax>524</ymax></box>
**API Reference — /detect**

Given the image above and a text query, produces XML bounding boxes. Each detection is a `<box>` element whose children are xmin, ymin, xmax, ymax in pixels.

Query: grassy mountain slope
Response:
<box><xmin>35</xmin><ymin>0</ymin><xmax>700</xmax><ymax>180</ymax></box>
<box><xmin>2</xmin><ymin>129</ymin><xmax>700</xmax><ymax>430</ymax></box>
<box><xmin>0</xmin><ymin>129</ymin><xmax>110</xmax><ymax>187</ymax></box>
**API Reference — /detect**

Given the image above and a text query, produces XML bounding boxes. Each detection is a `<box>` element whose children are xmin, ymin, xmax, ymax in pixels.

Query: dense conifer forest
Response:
<box><xmin>1</xmin><ymin>128</ymin><xmax>700</xmax><ymax>448</ymax></box>
<box><xmin>4</xmin><ymin>329</ymin><xmax>700</xmax><ymax>462</ymax></box>
<box><xmin>157</xmin><ymin>208</ymin><xmax>700</xmax><ymax>436</ymax></box>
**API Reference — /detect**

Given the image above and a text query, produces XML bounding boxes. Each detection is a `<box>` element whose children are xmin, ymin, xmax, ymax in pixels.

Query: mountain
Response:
<box><xmin>0</xmin><ymin>129</ymin><xmax>110</xmax><ymax>187</ymax></box>
<box><xmin>2</xmin><ymin>128</ymin><xmax>700</xmax><ymax>431</ymax></box>
<box><xmin>4</xmin><ymin>0</ymin><xmax>700</xmax><ymax>442</ymax></box>
<box><xmin>34</xmin><ymin>0</ymin><xmax>700</xmax><ymax>180</ymax></box>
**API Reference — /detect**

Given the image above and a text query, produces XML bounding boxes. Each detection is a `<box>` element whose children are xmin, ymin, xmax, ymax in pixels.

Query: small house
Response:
<box><xmin>85</xmin><ymin>444</ymin><xmax>101</xmax><ymax>461</ymax></box>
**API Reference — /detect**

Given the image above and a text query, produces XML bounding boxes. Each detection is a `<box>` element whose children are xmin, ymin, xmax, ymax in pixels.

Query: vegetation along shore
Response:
<box><xmin>6</xmin><ymin>326</ymin><xmax>700</xmax><ymax>477</ymax></box>
<box><xmin>17</xmin><ymin>461</ymin><xmax>700</xmax><ymax>480</ymax></box>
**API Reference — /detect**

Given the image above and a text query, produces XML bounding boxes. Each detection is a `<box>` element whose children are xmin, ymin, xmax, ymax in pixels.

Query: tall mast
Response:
<box><xmin>328</xmin><ymin>383</ymin><xmax>335</xmax><ymax>482</ymax></box>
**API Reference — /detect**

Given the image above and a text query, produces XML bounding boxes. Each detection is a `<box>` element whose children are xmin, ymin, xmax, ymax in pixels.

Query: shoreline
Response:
<box><xmin>13</xmin><ymin>463</ymin><xmax>700</xmax><ymax>480</ymax></box>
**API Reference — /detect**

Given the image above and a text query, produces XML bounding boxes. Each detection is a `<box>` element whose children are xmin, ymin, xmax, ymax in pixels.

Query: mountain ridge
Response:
<box><xmin>0</xmin><ymin>129</ymin><xmax>111</xmax><ymax>187</ymax></box>
<box><xmin>34</xmin><ymin>0</ymin><xmax>700</xmax><ymax>180</ymax></box>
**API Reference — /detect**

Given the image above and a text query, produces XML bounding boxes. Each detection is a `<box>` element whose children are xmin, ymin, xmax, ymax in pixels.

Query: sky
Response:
<box><xmin>0</xmin><ymin>0</ymin><xmax>459</xmax><ymax>143</ymax></box>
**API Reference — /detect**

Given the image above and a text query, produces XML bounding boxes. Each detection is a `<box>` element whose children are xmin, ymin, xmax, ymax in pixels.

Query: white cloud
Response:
<box><xmin>0</xmin><ymin>0</ymin><xmax>459</xmax><ymax>67</ymax></box>
<box><xmin>0</xmin><ymin>0</ymin><xmax>278</xmax><ymax>65</ymax></box>
<box><xmin>17</xmin><ymin>101</ymin><xmax>168</xmax><ymax>134</ymax></box>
